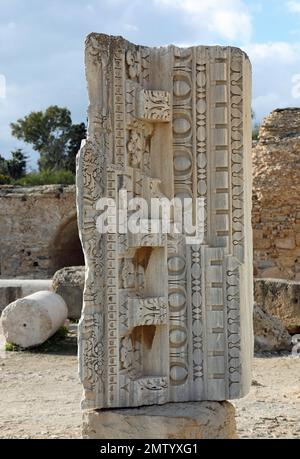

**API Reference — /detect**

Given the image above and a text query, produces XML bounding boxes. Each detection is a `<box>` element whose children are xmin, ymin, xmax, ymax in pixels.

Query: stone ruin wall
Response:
<box><xmin>252</xmin><ymin>108</ymin><xmax>300</xmax><ymax>280</ymax></box>
<box><xmin>0</xmin><ymin>185</ymin><xmax>83</xmax><ymax>279</ymax></box>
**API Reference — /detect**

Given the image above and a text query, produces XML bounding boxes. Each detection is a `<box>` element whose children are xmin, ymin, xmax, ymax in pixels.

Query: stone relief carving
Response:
<box><xmin>137</xmin><ymin>90</ymin><xmax>171</xmax><ymax>122</ymax></box>
<box><xmin>120</xmin><ymin>335</ymin><xmax>142</xmax><ymax>378</ymax></box>
<box><xmin>128</xmin><ymin>297</ymin><xmax>167</xmax><ymax>326</ymax></box>
<box><xmin>77</xmin><ymin>34</ymin><xmax>253</xmax><ymax>409</ymax></box>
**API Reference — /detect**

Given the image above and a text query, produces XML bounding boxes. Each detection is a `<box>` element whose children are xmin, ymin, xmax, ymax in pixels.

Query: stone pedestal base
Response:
<box><xmin>82</xmin><ymin>401</ymin><xmax>237</xmax><ymax>439</ymax></box>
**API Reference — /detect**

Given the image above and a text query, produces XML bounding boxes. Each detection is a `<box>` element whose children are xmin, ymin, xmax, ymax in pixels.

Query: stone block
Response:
<box><xmin>254</xmin><ymin>278</ymin><xmax>300</xmax><ymax>333</ymax></box>
<box><xmin>253</xmin><ymin>303</ymin><xmax>291</xmax><ymax>352</ymax></box>
<box><xmin>52</xmin><ymin>266</ymin><xmax>85</xmax><ymax>319</ymax></box>
<box><xmin>275</xmin><ymin>238</ymin><xmax>296</xmax><ymax>250</ymax></box>
<box><xmin>77</xmin><ymin>34</ymin><xmax>253</xmax><ymax>411</ymax></box>
<box><xmin>82</xmin><ymin>401</ymin><xmax>237</xmax><ymax>439</ymax></box>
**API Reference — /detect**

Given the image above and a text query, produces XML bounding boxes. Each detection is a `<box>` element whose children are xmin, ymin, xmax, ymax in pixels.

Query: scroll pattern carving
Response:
<box><xmin>120</xmin><ymin>335</ymin><xmax>142</xmax><ymax>378</ymax></box>
<box><xmin>231</xmin><ymin>52</ymin><xmax>244</xmax><ymax>262</ymax></box>
<box><xmin>134</xmin><ymin>377</ymin><xmax>168</xmax><ymax>405</ymax></box>
<box><xmin>226</xmin><ymin>257</ymin><xmax>241</xmax><ymax>398</ymax></box>
<box><xmin>126</xmin><ymin>49</ymin><xmax>141</xmax><ymax>81</ymax></box>
<box><xmin>77</xmin><ymin>37</ymin><xmax>109</xmax><ymax>407</ymax></box>
<box><xmin>79</xmin><ymin>312</ymin><xmax>104</xmax><ymax>409</ymax></box>
<box><xmin>129</xmin><ymin>297</ymin><xmax>167</xmax><ymax>325</ymax></box>
<box><xmin>126</xmin><ymin>48</ymin><xmax>150</xmax><ymax>83</ymax></box>
<box><xmin>126</xmin><ymin>121</ymin><xmax>151</xmax><ymax>172</ymax></box>
<box><xmin>127</xmin><ymin>129</ymin><xmax>144</xmax><ymax>168</ymax></box>
<box><xmin>119</xmin><ymin>375</ymin><xmax>168</xmax><ymax>407</ymax></box>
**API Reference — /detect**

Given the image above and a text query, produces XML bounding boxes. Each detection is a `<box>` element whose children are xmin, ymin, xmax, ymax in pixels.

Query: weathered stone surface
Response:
<box><xmin>253</xmin><ymin>303</ymin><xmax>291</xmax><ymax>352</ymax></box>
<box><xmin>0</xmin><ymin>279</ymin><xmax>52</xmax><ymax>314</ymax></box>
<box><xmin>77</xmin><ymin>33</ymin><xmax>253</xmax><ymax>410</ymax></box>
<box><xmin>52</xmin><ymin>266</ymin><xmax>85</xmax><ymax>319</ymax></box>
<box><xmin>1</xmin><ymin>290</ymin><xmax>68</xmax><ymax>348</ymax></box>
<box><xmin>252</xmin><ymin>108</ymin><xmax>300</xmax><ymax>280</ymax></box>
<box><xmin>0</xmin><ymin>185</ymin><xmax>83</xmax><ymax>279</ymax></box>
<box><xmin>82</xmin><ymin>401</ymin><xmax>237</xmax><ymax>439</ymax></box>
<box><xmin>254</xmin><ymin>278</ymin><xmax>300</xmax><ymax>334</ymax></box>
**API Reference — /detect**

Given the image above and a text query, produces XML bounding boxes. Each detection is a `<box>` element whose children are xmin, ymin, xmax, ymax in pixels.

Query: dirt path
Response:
<box><xmin>234</xmin><ymin>354</ymin><xmax>300</xmax><ymax>438</ymax></box>
<box><xmin>0</xmin><ymin>334</ymin><xmax>82</xmax><ymax>439</ymax></box>
<box><xmin>0</xmin><ymin>333</ymin><xmax>299</xmax><ymax>439</ymax></box>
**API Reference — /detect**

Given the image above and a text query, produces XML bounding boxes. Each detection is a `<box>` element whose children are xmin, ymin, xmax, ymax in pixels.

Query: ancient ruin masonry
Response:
<box><xmin>252</xmin><ymin>108</ymin><xmax>300</xmax><ymax>280</ymax></box>
<box><xmin>0</xmin><ymin>185</ymin><xmax>83</xmax><ymax>279</ymax></box>
<box><xmin>76</xmin><ymin>34</ymin><xmax>253</xmax><ymax>436</ymax></box>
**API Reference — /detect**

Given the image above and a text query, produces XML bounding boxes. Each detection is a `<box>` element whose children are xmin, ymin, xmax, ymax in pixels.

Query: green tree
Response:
<box><xmin>0</xmin><ymin>154</ymin><xmax>10</xmax><ymax>184</ymax></box>
<box><xmin>11</xmin><ymin>106</ymin><xmax>86</xmax><ymax>172</ymax></box>
<box><xmin>252</xmin><ymin>123</ymin><xmax>260</xmax><ymax>141</ymax></box>
<box><xmin>0</xmin><ymin>154</ymin><xmax>8</xmax><ymax>176</ymax></box>
<box><xmin>65</xmin><ymin>122</ymin><xmax>86</xmax><ymax>173</ymax></box>
<box><xmin>6</xmin><ymin>149</ymin><xmax>27</xmax><ymax>179</ymax></box>
<box><xmin>251</xmin><ymin>109</ymin><xmax>260</xmax><ymax>140</ymax></box>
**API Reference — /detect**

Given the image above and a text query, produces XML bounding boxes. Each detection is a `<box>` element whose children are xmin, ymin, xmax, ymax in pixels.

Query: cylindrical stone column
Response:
<box><xmin>1</xmin><ymin>291</ymin><xmax>68</xmax><ymax>348</ymax></box>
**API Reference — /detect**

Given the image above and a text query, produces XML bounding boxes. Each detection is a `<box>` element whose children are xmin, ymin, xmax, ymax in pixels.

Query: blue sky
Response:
<box><xmin>1</xmin><ymin>0</ymin><xmax>300</xmax><ymax>168</ymax></box>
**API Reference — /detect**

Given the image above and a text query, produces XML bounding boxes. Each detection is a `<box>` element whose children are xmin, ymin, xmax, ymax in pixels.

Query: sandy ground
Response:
<box><xmin>234</xmin><ymin>354</ymin><xmax>300</xmax><ymax>438</ymax></box>
<box><xmin>0</xmin><ymin>331</ymin><xmax>299</xmax><ymax>439</ymax></box>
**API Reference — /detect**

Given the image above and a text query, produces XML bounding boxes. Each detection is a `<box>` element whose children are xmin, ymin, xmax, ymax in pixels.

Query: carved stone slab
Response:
<box><xmin>77</xmin><ymin>34</ymin><xmax>253</xmax><ymax>409</ymax></box>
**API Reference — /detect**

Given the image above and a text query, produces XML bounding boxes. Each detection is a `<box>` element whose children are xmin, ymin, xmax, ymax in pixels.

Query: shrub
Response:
<box><xmin>4</xmin><ymin>326</ymin><xmax>69</xmax><ymax>353</ymax></box>
<box><xmin>0</xmin><ymin>174</ymin><xmax>10</xmax><ymax>185</ymax></box>
<box><xmin>252</xmin><ymin>123</ymin><xmax>260</xmax><ymax>141</ymax></box>
<box><xmin>13</xmin><ymin>169</ymin><xmax>75</xmax><ymax>186</ymax></box>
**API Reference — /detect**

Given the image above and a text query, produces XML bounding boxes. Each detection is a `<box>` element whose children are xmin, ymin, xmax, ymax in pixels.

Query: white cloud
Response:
<box><xmin>287</xmin><ymin>1</ymin><xmax>300</xmax><ymax>13</ymax></box>
<box><xmin>210</xmin><ymin>10</ymin><xmax>252</xmax><ymax>42</ymax></box>
<box><xmin>244</xmin><ymin>41</ymin><xmax>300</xmax><ymax>121</ymax></box>
<box><xmin>155</xmin><ymin>0</ymin><xmax>253</xmax><ymax>43</ymax></box>
<box><xmin>252</xmin><ymin>93</ymin><xmax>283</xmax><ymax>120</ymax></box>
<box><xmin>1</xmin><ymin>0</ymin><xmax>300</xmax><ymax>164</ymax></box>
<box><xmin>124</xmin><ymin>23</ymin><xmax>139</xmax><ymax>31</ymax></box>
<box><xmin>245</xmin><ymin>42</ymin><xmax>300</xmax><ymax>64</ymax></box>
